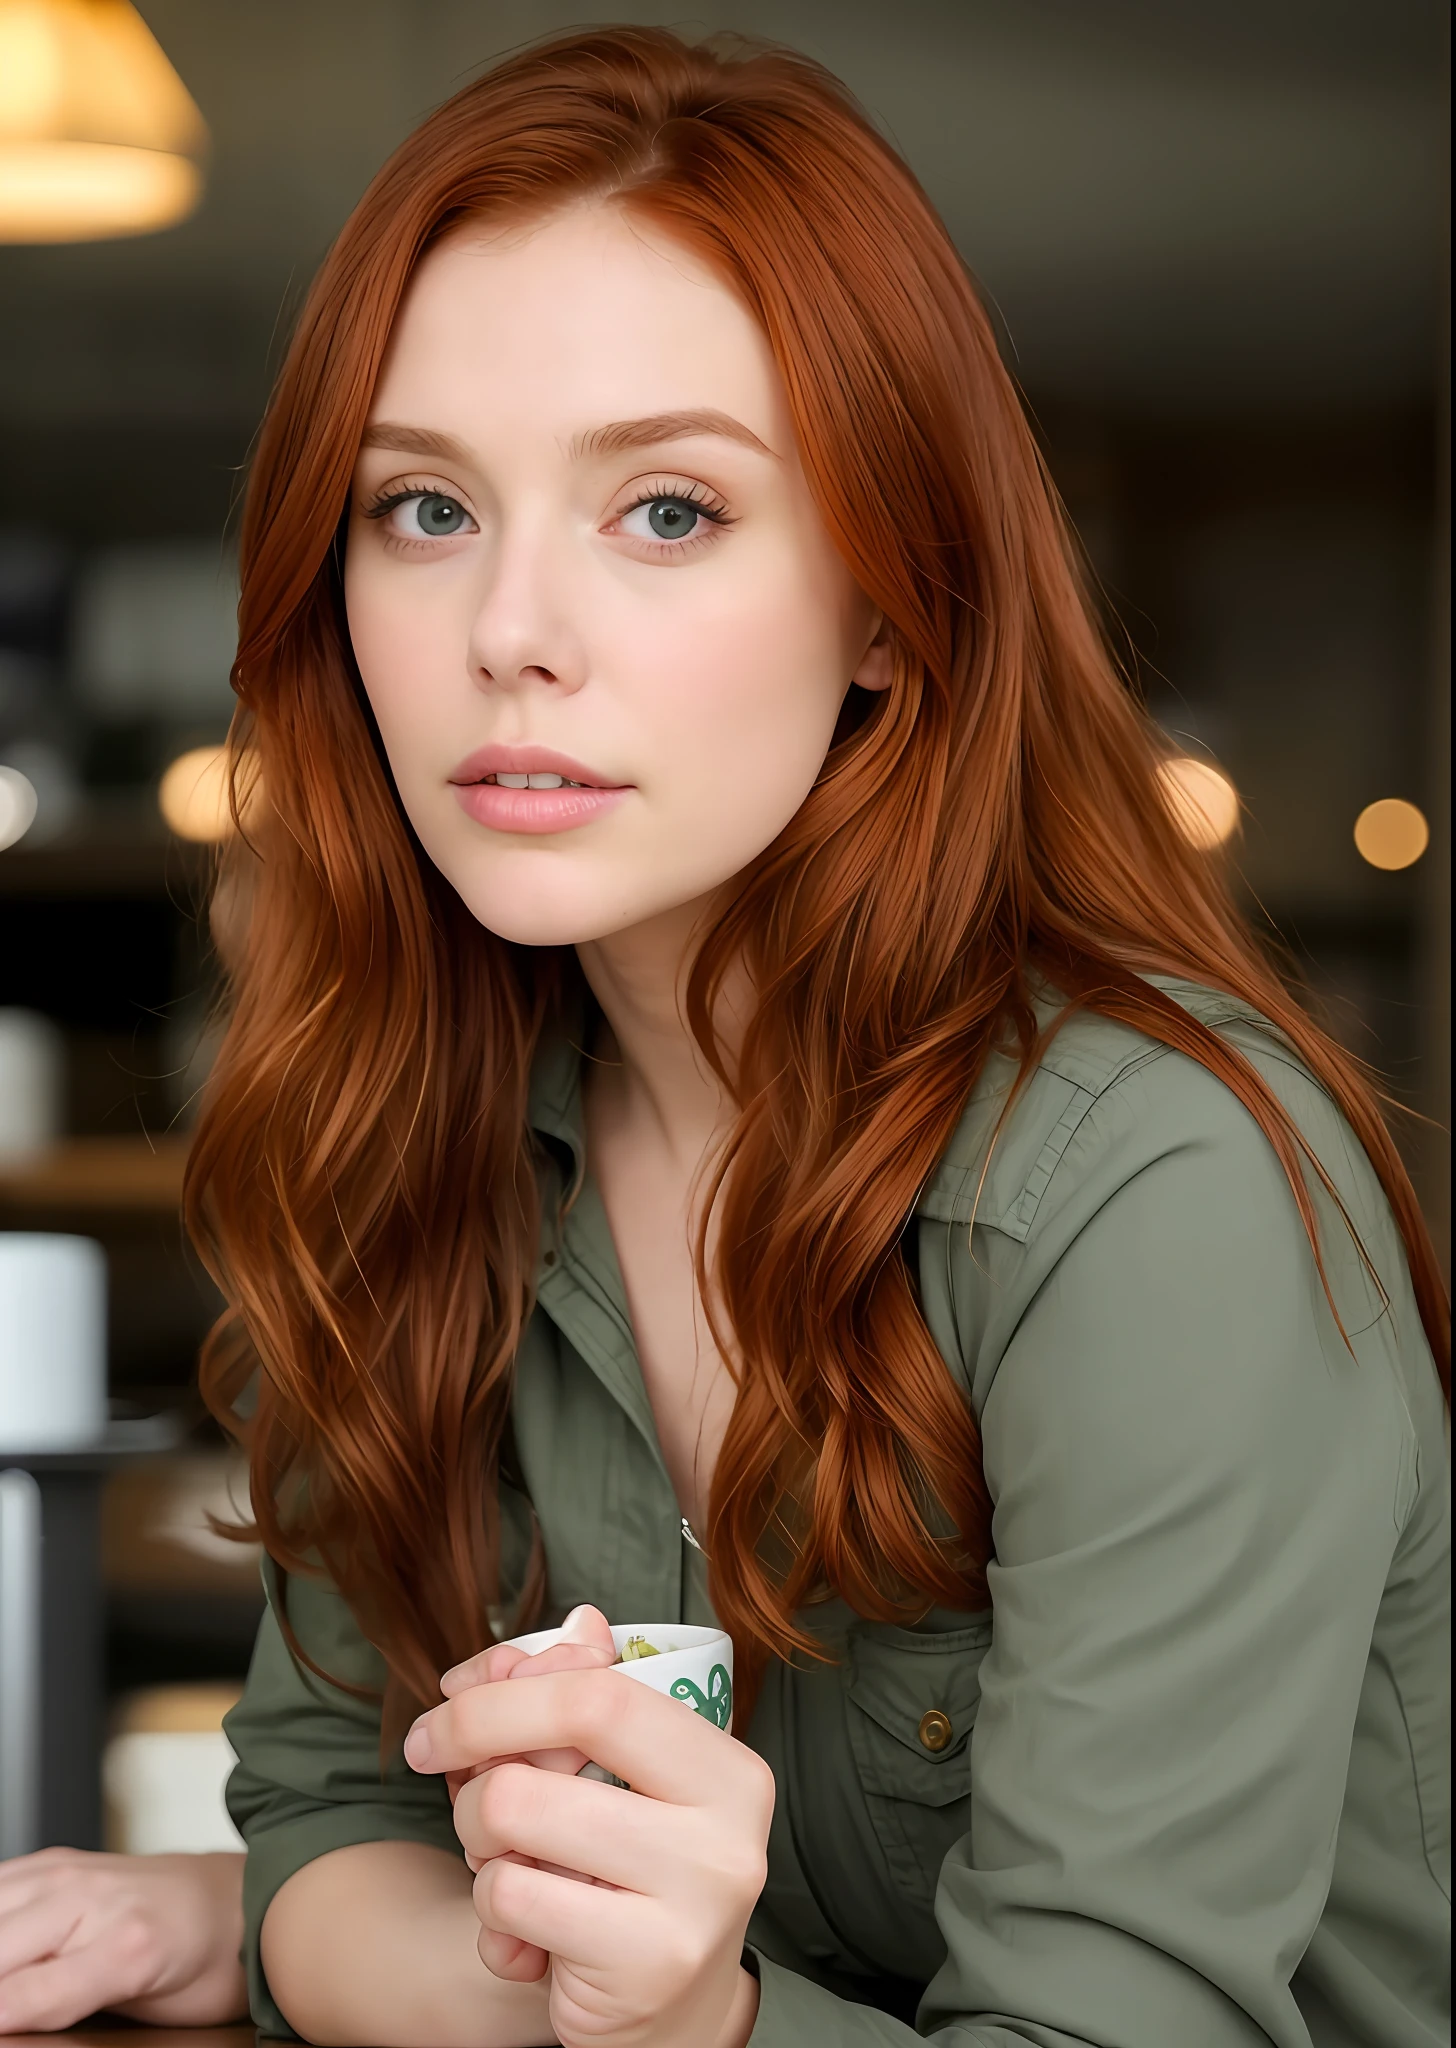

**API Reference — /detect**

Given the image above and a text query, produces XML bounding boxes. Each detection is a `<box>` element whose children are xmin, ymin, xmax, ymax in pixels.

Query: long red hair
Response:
<box><xmin>187</xmin><ymin>26</ymin><xmax>1450</xmax><ymax>1721</ymax></box>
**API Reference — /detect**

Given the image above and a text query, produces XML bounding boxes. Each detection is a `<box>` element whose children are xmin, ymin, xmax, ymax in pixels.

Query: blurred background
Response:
<box><xmin>0</xmin><ymin>0</ymin><xmax>1449</xmax><ymax>1855</ymax></box>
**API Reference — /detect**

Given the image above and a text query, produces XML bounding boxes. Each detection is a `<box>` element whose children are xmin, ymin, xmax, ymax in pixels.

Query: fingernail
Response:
<box><xmin>403</xmin><ymin>1720</ymin><xmax>433</xmax><ymax>1768</ymax></box>
<box><xmin>561</xmin><ymin>1604</ymin><xmax>592</xmax><ymax>1639</ymax></box>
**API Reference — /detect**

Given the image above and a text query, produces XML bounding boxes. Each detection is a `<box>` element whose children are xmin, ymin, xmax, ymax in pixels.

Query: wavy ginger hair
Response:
<box><xmin>188</xmin><ymin>25</ymin><xmax>1450</xmax><ymax>1722</ymax></box>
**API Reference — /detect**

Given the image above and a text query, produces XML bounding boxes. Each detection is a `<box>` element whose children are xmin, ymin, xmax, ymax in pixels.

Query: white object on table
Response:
<box><xmin>104</xmin><ymin>1686</ymin><xmax>245</xmax><ymax>1853</ymax></box>
<box><xmin>0</xmin><ymin>1234</ymin><xmax>107</xmax><ymax>1452</ymax></box>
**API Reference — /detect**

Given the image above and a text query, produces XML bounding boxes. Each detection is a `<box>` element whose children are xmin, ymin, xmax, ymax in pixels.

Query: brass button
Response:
<box><xmin>918</xmin><ymin>1709</ymin><xmax>953</xmax><ymax>1753</ymax></box>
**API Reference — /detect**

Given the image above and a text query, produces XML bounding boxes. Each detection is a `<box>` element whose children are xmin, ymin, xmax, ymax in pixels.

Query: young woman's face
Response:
<box><xmin>345</xmin><ymin>203</ymin><xmax>886</xmax><ymax>949</ymax></box>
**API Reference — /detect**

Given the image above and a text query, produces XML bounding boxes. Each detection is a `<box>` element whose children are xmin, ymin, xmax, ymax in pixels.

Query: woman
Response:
<box><xmin>184</xmin><ymin>25</ymin><xmax>1449</xmax><ymax>2048</ymax></box>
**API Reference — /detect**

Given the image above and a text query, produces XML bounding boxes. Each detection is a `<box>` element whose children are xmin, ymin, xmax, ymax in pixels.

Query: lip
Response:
<box><xmin>449</xmin><ymin>744</ymin><xmax>627</xmax><ymax>791</ymax></box>
<box><xmin>448</xmin><ymin>743</ymin><xmax>632</xmax><ymax>838</ymax></box>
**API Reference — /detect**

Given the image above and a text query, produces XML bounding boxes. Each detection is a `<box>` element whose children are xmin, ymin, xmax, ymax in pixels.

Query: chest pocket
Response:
<box><xmin>845</xmin><ymin>1619</ymin><xmax>991</xmax><ymax>1908</ymax></box>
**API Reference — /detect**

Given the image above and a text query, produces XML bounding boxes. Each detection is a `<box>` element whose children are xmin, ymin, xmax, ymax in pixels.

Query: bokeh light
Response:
<box><xmin>158</xmin><ymin>745</ymin><xmax>233</xmax><ymax>843</ymax></box>
<box><xmin>0</xmin><ymin>764</ymin><xmax>39</xmax><ymax>851</ymax></box>
<box><xmin>1158</xmin><ymin>755</ymin><xmax>1240</xmax><ymax>849</ymax></box>
<box><xmin>1353</xmin><ymin>798</ymin><xmax>1428</xmax><ymax>871</ymax></box>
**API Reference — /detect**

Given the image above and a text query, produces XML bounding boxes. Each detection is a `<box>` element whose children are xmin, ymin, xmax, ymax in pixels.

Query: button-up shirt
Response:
<box><xmin>225</xmin><ymin>976</ymin><xmax>1451</xmax><ymax>2045</ymax></box>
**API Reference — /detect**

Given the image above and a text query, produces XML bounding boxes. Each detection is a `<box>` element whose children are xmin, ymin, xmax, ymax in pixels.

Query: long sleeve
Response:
<box><xmin>749</xmin><ymin>1037</ymin><xmax>1440</xmax><ymax>2046</ymax></box>
<box><xmin>224</xmin><ymin>1478</ymin><xmax>540</xmax><ymax>2039</ymax></box>
<box><xmin>224</xmin><ymin>1556</ymin><xmax>460</xmax><ymax>2039</ymax></box>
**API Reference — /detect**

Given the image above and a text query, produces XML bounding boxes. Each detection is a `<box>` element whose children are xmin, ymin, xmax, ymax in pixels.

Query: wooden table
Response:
<box><xmin>10</xmin><ymin>2030</ymin><xmax>254</xmax><ymax>2046</ymax></box>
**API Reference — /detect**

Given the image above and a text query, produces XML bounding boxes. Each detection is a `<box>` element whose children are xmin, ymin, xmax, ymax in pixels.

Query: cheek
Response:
<box><xmin>344</xmin><ymin>550</ymin><xmax>459</xmax><ymax>761</ymax></box>
<box><xmin>632</xmin><ymin>569</ymin><xmax>849</xmax><ymax>804</ymax></box>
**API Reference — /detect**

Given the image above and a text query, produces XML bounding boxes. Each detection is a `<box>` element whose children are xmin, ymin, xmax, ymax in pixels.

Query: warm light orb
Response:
<box><xmin>0</xmin><ymin>764</ymin><xmax>40</xmax><ymax>851</ymax></box>
<box><xmin>1354</xmin><ymin>798</ymin><xmax>1429</xmax><ymax>871</ymax></box>
<box><xmin>1158</xmin><ymin>755</ymin><xmax>1240</xmax><ymax>849</ymax></box>
<box><xmin>159</xmin><ymin>746</ymin><xmax>233</xmax><ymax>843</ymax></box>
<box><xmin>0</xmin><ymin>0</ymin><xmax>207</xmax><ymax>243</ymax></box>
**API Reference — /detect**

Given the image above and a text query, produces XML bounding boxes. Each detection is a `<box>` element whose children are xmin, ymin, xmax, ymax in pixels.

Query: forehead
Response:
<box><xmin>368</xmin><ymin>203</ymin><xmax>786</xmax><ymax>442</ymax></box>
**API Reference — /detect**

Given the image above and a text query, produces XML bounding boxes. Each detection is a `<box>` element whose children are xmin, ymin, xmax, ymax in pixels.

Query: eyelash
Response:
<box><xmin>362</xmin><ymin>483</ymin><xmax>456</xmax><ymax>524</ymax></box>
<box><xmin>613</xmin><ymin>477</ymin><xmax>736</xmax><ymax>552</ymax></box>
<box><xmin>358</xmin><ymin>475</ymin><xmax>738</xmax><ymax>553</ymax></box>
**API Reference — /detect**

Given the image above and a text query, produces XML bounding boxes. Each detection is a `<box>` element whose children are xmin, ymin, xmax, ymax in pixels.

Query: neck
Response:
<box><xmin>574</xmin><ymin>893</ymin><xmax>748</xmax><ymax>1170</ymax></box>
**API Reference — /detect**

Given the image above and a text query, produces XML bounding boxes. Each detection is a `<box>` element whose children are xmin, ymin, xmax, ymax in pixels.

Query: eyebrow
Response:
<box><xmin>358</xmin><ymin>423</ymin><xmax>473</xmax><ymax>462</ymax></box>
<box><xmin>572</xmin><ymin>409</ymin><xmax>777</xmax><ymax>460</ymax></box>
<box><xmin>357</xmin><ymin>407</ymin><xmax>777</xmax><ymax>470</ymax></box>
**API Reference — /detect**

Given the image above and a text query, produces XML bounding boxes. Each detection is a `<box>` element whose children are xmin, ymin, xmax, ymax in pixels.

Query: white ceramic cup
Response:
<box><xmin>500</xmin><ymin>1621</ymin><xmax>734</xmax><ymax>1783</ymax></box>
<box><xmin>0</xmin><ymin>1234</ymin><xmax>107</xmax><ymax>1451</ymax></box>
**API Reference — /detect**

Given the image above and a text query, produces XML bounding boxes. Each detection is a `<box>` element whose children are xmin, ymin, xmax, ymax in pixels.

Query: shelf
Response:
<box><xmin>104</xmin><ymin>1449</ymin><xmax>262</xmax><ymax>1598</ymax></box>
<box><xmin>0</xmin><ymin>1134</ymin><xmax>189</xmax><ymax>1210</ymax></box>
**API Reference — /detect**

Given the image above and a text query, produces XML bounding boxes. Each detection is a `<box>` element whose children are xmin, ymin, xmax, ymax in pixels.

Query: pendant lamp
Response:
<box><xmin>0</xmin><ymin>0</ymin><xmax>206</xmax><ymax>242</ymax></box>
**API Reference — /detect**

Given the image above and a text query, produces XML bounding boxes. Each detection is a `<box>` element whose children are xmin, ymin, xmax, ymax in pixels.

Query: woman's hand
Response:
<box><xmin>0</xmin><ymin>1848</ymin><xmax>247</xmax><ymax>2034</ymax></box>
<box><xmin>409</xmin><ymin>1608</ymin><xmax>773</xmax><ymax>2048</ymax></box>
<box><xmin>441</xmin><ymin>1603</ymin><xmax>622</xmax><ymax>1812</ymax></box>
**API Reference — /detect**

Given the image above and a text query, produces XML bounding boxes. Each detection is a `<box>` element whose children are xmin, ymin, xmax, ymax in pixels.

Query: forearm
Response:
<box><xmin>260</xmin><ymin>1841</ymin><xmax>556</xmax><ymax>2047</ymax></box>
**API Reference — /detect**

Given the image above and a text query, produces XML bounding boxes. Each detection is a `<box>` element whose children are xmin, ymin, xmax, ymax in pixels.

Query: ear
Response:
<box><xmin>852</xmin><ymin>610</ymin><xmax>894</xmax><ymax>693</ymax></box>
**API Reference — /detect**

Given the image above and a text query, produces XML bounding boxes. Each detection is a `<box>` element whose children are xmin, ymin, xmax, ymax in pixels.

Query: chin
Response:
<box><xmin>448</xmin><ymin>873</ymin><xmax>653</xmax><ymax>950</ymax></box>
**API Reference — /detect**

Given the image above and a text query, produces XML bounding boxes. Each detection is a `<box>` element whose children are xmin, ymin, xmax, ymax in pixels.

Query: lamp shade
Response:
<box><xmin>0</xmin><ymin>0</ymin><xmax>206</xmax><ymax>241</ymax></box>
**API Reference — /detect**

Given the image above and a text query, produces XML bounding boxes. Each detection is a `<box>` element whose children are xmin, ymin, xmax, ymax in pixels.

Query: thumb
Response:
<box><xmin>559</xmin><ymin>1604</ymin><xmax>616</xmax><ymax>1654</ymax></box>
<box><xmin>508</xmin><ymin>1605</ymin><xmax>617</xmax><ymax>1681</ymax></box>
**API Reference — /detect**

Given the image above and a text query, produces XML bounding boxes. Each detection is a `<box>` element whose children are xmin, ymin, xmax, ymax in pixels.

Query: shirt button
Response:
<box><xmin>918</xmin><ymin>1709</ymin><xmax>953</xmax><ymax>1753</ymax></box>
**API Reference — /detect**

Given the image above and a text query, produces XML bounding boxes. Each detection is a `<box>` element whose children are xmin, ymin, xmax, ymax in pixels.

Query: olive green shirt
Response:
<box><xmin>224</xmin><ymin>976</ymin><xmax>1451</xmax><ymax>2045</ymax></box>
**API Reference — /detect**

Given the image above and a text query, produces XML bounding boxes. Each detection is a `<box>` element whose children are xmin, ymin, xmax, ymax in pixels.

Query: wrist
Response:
<box><xmin>711</xmin><ymin>1961</ymin><xmax>760</xmax><ymax>2048</ymax></box>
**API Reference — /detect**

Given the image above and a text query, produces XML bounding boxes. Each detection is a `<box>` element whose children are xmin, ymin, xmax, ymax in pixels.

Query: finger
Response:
<box><xmin>440</xmin><ymin>1644</ymin><xmax>529</xmax><ymax>1697</ymax></box>
<box><xmin>497</xmin><ymin>1634</ymin><xmax>620</xmax><ymax>1783</ymax></box>
<box><xmin>0</xmin><ymin>1946</ymin><xmax>137</xmax><ymax>2035</ymax></box>
<box><xmin>473</xmin><ymin>1857</ymin><xmax>550</xmax><ymax>1982</ymax></box>
<box><xmin>443</xmin><ymin>1605</ymin><xmax>615</xmax><ymax>1697</ymax></box>
<box><xmin>507</xmin><ymin>1640</ymin><xmax>616</xmax><ymax>1681</ymax></box>
<box><xmin>457</xmin><ymin>1761</ymin><xmax>698</xmax><ymax>1895</ymax></box>
<box><xmin>0</xmin><ymin>1893</ymin><xmax>74</xmax><ymax>1977</ymax></box>
<box><xmin>451</xmin><ymin>1739</ymin><xmax>594</xmax><ymax>1791</ymax></box>
<box><xmin>479</xmin><ymin>1926</ymin><xmax>550</xmax><ymax>1983</ymax></box>
<box><xmin>473</xmin><ymin>1854</ymin><xmax>655</xmax><ymax>1974</ymax></box>
<box><xmin>408</xmin><ymin>1667</ymin><xmax>737</xmax><ymax>1803</ymax></box>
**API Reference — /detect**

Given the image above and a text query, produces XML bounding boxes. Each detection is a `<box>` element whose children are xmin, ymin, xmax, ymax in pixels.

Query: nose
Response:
<box><xmin>465</xmin><ymin>510</ymin><xmax>587</xmax><ymax>699</ymax></box>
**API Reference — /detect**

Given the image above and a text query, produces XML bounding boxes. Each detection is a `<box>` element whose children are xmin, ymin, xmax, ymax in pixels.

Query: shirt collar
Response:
<box><xmin>526</xmin><ymin>1000</ymin><xmax>590</xmax><ymax>1198</ymax></box>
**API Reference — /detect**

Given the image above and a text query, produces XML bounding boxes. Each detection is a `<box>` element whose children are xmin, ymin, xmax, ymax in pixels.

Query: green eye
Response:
<box><xmin>646</xmin><ymin>498</ymin><xmax>698</xmax><ymax>539</ymax></box>
<box><xmin>413</xmin><ymin>493</ymin><xmax>467</xmax><ymax>535</ymax></box>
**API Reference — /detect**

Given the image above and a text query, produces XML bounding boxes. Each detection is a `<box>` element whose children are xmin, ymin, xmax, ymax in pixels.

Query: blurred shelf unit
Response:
<box><xmin>0</xmin><ymin>1135</ymin><xmax>189</xmax><ymax>1213</ymax></box>
<box><xmin>0</xmin><ymin>800</ymin><xmax>208</xmax><ymax>899</ymax></box>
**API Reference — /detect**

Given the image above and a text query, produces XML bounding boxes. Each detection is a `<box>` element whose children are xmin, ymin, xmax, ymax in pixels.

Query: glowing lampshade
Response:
<box><xmin>0</xmin><ymin>0</ymin><xmax>206</xmax><ymax>243</ymax></box>
<box><xmin>159</xmin><ymin>745</ymin><xmax>233</xmax><ymax>843</ymax></box>
<box><xmin>1158</xmin><ymin>755</ymin><xmax>1240</xmax><ymax>850</ymax></box>
<box><xmin>1354</xmin><ymin>798</ymin><xmax>1428</xmax><ymax>871</ymax></box>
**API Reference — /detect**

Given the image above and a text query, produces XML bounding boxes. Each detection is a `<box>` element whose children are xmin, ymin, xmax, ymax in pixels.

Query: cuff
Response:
<box><xmin>745</xmin><ymin>1950</ymin><xmax>925</xmax><ymax>2046</ymax></box>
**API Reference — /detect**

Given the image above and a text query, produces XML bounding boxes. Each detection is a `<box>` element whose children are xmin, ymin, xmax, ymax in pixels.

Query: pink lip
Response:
<box><xmin>448</xmin><ymin>743</ymin><xmax>632</xmax><ymax>837</ymax></box>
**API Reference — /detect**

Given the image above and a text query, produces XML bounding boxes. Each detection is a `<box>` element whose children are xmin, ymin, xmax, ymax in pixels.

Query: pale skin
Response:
<box><xmin>194</xmin><ymin>198</ymin><xmax>894</xmax><ymax>2048</ymax></box>
<box><xmin>0</xmin><ymin>1848</ymin><xmax>246</xmax><ymax>2032</ymax></box>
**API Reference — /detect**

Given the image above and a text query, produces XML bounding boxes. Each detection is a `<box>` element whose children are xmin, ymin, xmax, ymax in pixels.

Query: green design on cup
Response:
<box><xmin>670</xmin><ymin>1663</ymin><xmax>733</xmax><ymax>1729</ymax></box>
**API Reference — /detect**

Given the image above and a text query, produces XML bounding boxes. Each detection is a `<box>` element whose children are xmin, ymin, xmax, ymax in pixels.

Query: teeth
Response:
<box><xmin>487</xmin><ymin>770</ymin><xmax>590</xmax><ymax>790</ymax></box>
<box><xmin>490</xmin><ymin>771</ymin><xmax>588</xmax><ymax>789</ymax></box>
